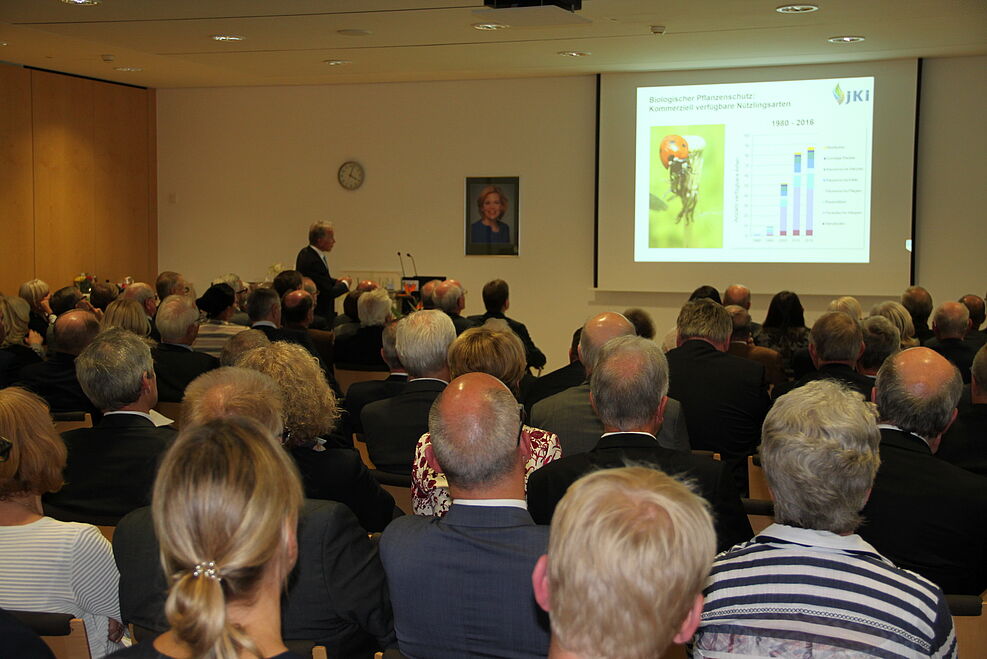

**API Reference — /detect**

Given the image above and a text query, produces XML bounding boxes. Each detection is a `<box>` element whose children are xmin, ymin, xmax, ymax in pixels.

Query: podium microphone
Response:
<box><xmin>406</xmin><ymin>253</ymin><xmax>418</xmax><ymax>277</ymax></box>
<box><xmin>397</xmin><ymin>251</ymin><xmax>407</xmax><ymax>278</ymax></box>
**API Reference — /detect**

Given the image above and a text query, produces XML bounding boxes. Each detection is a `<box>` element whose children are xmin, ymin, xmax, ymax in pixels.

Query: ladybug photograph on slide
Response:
<box><xmin>648</xmin><ymin>124</ymin><xmax>724</xmax><ymax>248</ymax></box>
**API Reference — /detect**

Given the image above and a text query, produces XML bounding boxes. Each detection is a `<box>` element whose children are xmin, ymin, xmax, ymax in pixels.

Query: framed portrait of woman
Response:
<box><xmin>465</xmin><ymin>176</ymin><xmax>519</xmax><ymax>256</ymax></box>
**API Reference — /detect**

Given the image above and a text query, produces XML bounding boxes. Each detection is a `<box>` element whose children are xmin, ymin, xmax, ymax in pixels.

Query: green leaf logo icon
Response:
<box><xmin>834</xmin><ymin>83</ymin><xmax>845</xmax><ymax>105</ymax></box>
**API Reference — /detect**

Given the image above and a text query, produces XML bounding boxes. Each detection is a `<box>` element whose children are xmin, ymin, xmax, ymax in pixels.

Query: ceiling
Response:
<box><xmin>0</xmin><ymin>0</ymin><xmax>984</xmax><ymax>89</ymax></box>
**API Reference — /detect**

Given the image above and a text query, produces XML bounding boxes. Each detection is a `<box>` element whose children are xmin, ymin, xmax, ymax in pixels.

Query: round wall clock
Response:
<box><xmin>338</xmin><ymin>160</ymin><xmax>365</xmax><ymax>190</ymax></box>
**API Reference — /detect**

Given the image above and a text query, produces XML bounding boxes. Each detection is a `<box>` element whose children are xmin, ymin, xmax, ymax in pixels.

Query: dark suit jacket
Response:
<box><xmin>0</xmin><ymin>344</ymin><xmax>42</xmax><ymax>388</ymax></box>
<box><xmin>361</xmin><ymin>379</ymin><xmax>446</xmax><ymax>474</ymax></box>
<box><xmin>334</xmin><ymin>325</ymin><xmax>387</xmax><ymax>370</ymax></box>
<box><xmin>530</xmin><ymin>383</ymin><xmax>690</xmax><ymax>455</ymax></box>
<box><xmin>290</xmin><ymin>444</ymin><xmax>399</xmax><ymax>533</ymax></box>
<box><xmin>523</xmin><ymin>360</ymin><xmax>585</xmax><ymax>413</ymax></box>
<box><xmin>344</xmin><ymin>374</ymin><xmax>408</xmax><ymax>435</ymax></box>
<box><xmin>150</xmin><ymin>343</ymin><xmax>219</xmax><ymax>403</ymax></box>
<box><xmin>379</xmin><ymin>504</ymin><xmax>550</xmax><ymax>659</ymax></box>
<box><xmin>925</xmin><ymin>337</ymin><xmax>977</xmax><ymax>383</ymax></box>
<box><xmin>859</xmin><ymin>427</ymin><xmax>987</xmax><ymax>595</ymax></box>
<box><xmin>771</xmin><ymin>362</ymin><xmax>874</xmax><ymax>401</ymax></box>
<box><xmin>666</xmin><ymin>340</ymin><xmax>769</xmax><ymax>461</ymax></box>
<box><xmin>445</xmin><ymin>312</ymin><xmax>475</xmax><ymax>336</ymax></box>
<box><xmin>17</xmin><ymin>351</ymin><xmax>97</xmax><ymax>415</ymax></box>
<box><xmin>297</xmin><ymin>245</ymin><xmax>349</xmax><ymax>322</ymax></box>
<box><xmin>526</xmin><ymin>432</ymin><xmax>752</xmax><ymax>552</ymax></box>
<box><xmin>937</xmin><ymin>402</ymin><xmax>987</xmax><ymax>477</ymax></box>
<box><xmin>43</xmin><ymin>413</ymin><xmax>176</xmax><ymax>523</ymax></box>
<box><xmin>114</xmin><ymin>500</ymin><xmax>396</xmax><ymax>657</ymax></box>
<box><xmin>467</xmin><ymin>311</ymin><xmax>546</xmax><ymax>370</ymax></box>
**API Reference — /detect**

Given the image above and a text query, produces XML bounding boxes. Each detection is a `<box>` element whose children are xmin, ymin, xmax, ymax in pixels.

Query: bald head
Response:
<box><xmin>876</xmin><ymin>347</ymin><xmax>962</xmax><ymax>444</ymax></box>
<box><xmin>932</xmin><ymin>301</ymin><xmax>971</xmax><ymax>340</ymax></box>
<box><xmin>959</xmin><ymin>295</ymin><xmax>985</xmax><ymax>331</ymax></box>
<box><xmin>54</xmin><ymin>310</ymin><xmax>100</xmax><ymax>355</ymax></box>
<box><xmin>300</xmin><ymin>277</ymin><xmax>318</xmax><ymax>298</ymax></box>
<box><xmin>356</xmin><ymin>280</ymin><xmax>379</xmax><ymax>292</ymax></box>
<box><xmin>434</xmin><ymin>279</ymin><xmax>465</xmax><ymax>314</ymax></box>
<box><xmin>421</xmin><ymin>279</ymin><xmax>443</xmax><ymax>309</ymax></box>
<box><xmin>428</xmin><ymin>372</ymin><xmax>522</xmax><ymax>492</ymax></box>
<box><xmin>122</xmin><ymin>282</ymin><xmax>157</xmax><ymax>318</ymax></box>
<box><xmin>578</xmin><ymin>312</ymin><xmax>635</xmax><ymax>374</ymax></box>
<box><xmin>723</xmin><ymin>284</ymin><xmax>751</xmax><ymax>309</ymax></box>
<box><xmin>282</xmin><ymin>289</ymin><xmax>314</xmax><ymax>327</ymax></box>
<box><xmin>726</xmin><ymin>305</ymin><xmax>751</xmax><ymax>341</ymax></box>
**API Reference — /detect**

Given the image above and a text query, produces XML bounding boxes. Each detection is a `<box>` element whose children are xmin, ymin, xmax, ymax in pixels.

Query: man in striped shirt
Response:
<box><xmin>694</xmin><ymin>379</ymin><xmax>956</xmax><ymax>658</ymax></box>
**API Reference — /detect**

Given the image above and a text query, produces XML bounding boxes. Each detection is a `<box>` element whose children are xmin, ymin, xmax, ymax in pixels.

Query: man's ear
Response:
<box><xmin>589</xmin><ymin>391</ymin><xmax>598</xmax><ymax>418</ymax></box>
<box><xmin>531</xmin><ymin>554</ymin><xmax>551</xmax><ymax>613</ymax></box>
<box><xmin>672</xmin><ymin>593</ymin><xmax>704</xmax><ymax>644</ymax></box>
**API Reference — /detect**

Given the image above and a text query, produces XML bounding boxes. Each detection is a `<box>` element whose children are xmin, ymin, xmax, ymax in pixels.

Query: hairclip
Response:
<box><xmin>192</xmin><ymin>561</ymin><xmax>222</xmax><ymax>582</ymax></box>
<box><xmin>0</xmin><ymin>437</ymin><xmax>11</xmax><ymax>463</ymax></box>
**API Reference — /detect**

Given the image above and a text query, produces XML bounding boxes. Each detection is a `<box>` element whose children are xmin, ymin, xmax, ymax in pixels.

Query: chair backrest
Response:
<box><xmin>8</xmin><ymin>612</ymin><xmax>91</xmax><ymax>659</ymax></box>
<box><xmin>95</xmin><ymin>525</ymin><xmax>115</xmax><ymax>542</ymax></box>
<box><xmin>742</xmin><ymin>498</ymin><xmax>775</xmax><ymax>535</ymax></box>
<box><xmin>949</xmin><ymin>595</ymin><xmax>985</xmax><ymax>656</ymax></box>
<box><xmin>335</xmin><ymin>368</ymin><xmax>389</xmax><ymax>396</ymax></box>
<box><xmin>748</xmin><ymin>454</ymin><xmax>771</xmax><ymax>500</ymax></box>
<box><xmin>312</xmin><ymin>646</ymin><xmax>328</xmax><ymax>659</ymax></box>
<box><xmin>53</xmin><ymin>413</ymin><xmax>93</xmax><ymax>434</ymax></box>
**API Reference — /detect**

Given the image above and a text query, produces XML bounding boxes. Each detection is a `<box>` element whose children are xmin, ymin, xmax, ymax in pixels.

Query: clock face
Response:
<box><xmin>338</xmin><ymin>161</ymin><xmax>365</xmax><ymax>190</ymax></box>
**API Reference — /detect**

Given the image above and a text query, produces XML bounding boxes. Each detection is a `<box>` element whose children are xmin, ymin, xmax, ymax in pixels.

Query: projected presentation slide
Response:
<box><xmin>634</xmin><ymin>77</ymin><xmax>874</xmax><ymax>263</ymax></box>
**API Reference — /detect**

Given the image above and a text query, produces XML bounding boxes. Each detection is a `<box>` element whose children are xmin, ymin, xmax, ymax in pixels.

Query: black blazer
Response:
<box><xmin>522</xmin><ymin>360</ymin><xmax>586</xmax><ymax>413</ymax></box>
<box><xmin>150</xmin><ymin>343</ymin><xmax>219</xmax><ymax>403</ymax></box>
<box><xmin>859</xmin><ymin>427</ymin><xmax>987</xmax><ymax>595</ymax></box>
<box><xmin>926</xmin><ymin>337</ymin><xmax>977</xmax><ymax>383</ymax></box>
<box><xmin>296</xmin><ymin>245</ymin><xmax>349</xmax><ymax>321</ymax></box>
<box><xmin>0</xmin><ymin>344</ymin><xmax>41</xmax><ymax>388</ymax></box>
<box><xmin>666</xmin><ymin>340</ymin><xmax>769</xmax><ymax>460</ymax></box>
<box><xmin>526</xmin><ymin>432</ymin><xmax>752</xmax><ymax>552</ymax></box>
<box><xmin>937</xmin><ymin>402</ymin><xmax>987</xmax><ymax>477</ymax></box>
<box><xmin>113</xmin><ymin>500</ymin><xmax>397</xmax><ymax>656</ymax></box>
<box><xmin>361</xmin><ymin>379</ymin><xmax>446</xmax><ymax>474</ymax></box>
<box><xmin>343</xmin><ymin>374</ymin><xmax>408</xmax><ymax>435</ymax></box>
<box><xmin>289</xmin><ymin>443</ymin><xmax>399</xmax><ymax>533</ymax></box>
<box><xmin>43</xmin><ymin>413</ymin><xmax>176</xmax><ymax>523</ymax></box>
<box><xmin>18</xmin><ymin>352</ymin><xmax>98</xmax><ymax>415</ymax></box>
<box><xmin>771</xmin><ymin>362</ymin><xmax>874</xmax><ymax>401</ymax></box>
<box><xmin>334</xmin><ymin>325</ymin><xmax>387</xmax><ymax>370</ymax></box>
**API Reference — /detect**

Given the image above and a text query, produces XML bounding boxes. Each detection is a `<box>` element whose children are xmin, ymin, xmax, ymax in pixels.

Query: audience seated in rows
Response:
<box><xmin>527</xmin><ymin>335</ymin><xmax>751</xmax><ymax>551</ymax></box>
<box><xmin>211</xmin><ymin>272</ymin><xmax>251</xmax><ymax>326</ymax></box>
<box><xmin>696</xmin><ymin>379</ymin><xmax>956</xmax><ymax>656</ymax></box>
<box><xmin>534</xmin><ymin>467</ymin><xmax>716</xmax><ymax>659</ymax></box>
<box><xmin>44</xmin><ymin>329</ymin><xmax>175</xmax><ymax>523</ymax></box>
<box><xmin>660</xmin><ymin>285</ymin><xmax>722</xmax><ymax>353</ymax></box>
<box><xmin>468</xmin><ymin>279</ymin><xmax>546</xmax><ymax>370</ymax></box>
<box><xmin>151</xmin><ymin>294</ymin><xmax>218</xmax><ymax>403</ymax></box>
<box><xmin>723</xmin><ymin>283</ymin><xmax>761</xmax><ymax>336</ymax></box>
<box><xmin>109</xmin><ymin>417</ymin><xmax>307</xmax><ymax>659</ymax></box>
<box><xmin>859</xmin><ymin>347</ymin><xmax>987</xmax><ymax>595</ymax></box>
<box><xmin>362</xmin><ymin>310</ymin><xmax>455</xmax><ymax>474</ymax></box>
<box><xmin>532</xmin><ymin>312</ymin><xmax>689</xmax><ymax>456</ymax></box>
<box><xmin>667</xmin><ymin>299</ymin><xmax>769</xmax><ymax>493</ymax></box>
<box><xmin>938</xmin><ymin>343</ymin><xmax>987</xmax><ymax>477</ymax></box>
<box><xmin>235</xmin><ymin>344</ymin><xmax>398</xmax><ymax>530</ymax></box>
<box><xmin>412</xmin><ymin>327</ymin><xmax>561</xmax><ymax>516</ymax></box>
<box><xmin>381</xmin><ymin>373</ymin><xmax>550</xmax><ymax>658</ymax></box>
<box><xmin>120</xmin><ymin>282</ymin><xmax>159</xmax><ymax>339</ymax></box>
<box><xmin>115</xmin><ymin>376</ymin><xmax>397</xmax><ymax>655</ymax></box>
<box><xmin>18</xmin><ymin>309</ymin><xmax>100</xmax><ymax>415</ymax></box>
<box><xmin>771</xmin><ymin>311</ymin><xmax>871</xmax><ymax>400</ymax></box>
<box><xmin>0</xmin><ymin>387</ymin><xmax>123</xmax><ymax>658</ymax></box>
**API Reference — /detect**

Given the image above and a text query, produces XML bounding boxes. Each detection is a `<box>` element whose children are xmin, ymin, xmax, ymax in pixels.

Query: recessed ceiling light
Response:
<box><xmin>472</xmin><ymin>23</ymin><xmax>510</xmax><ymax>31</ymax></box>
<box><xmin>828</xmin><ymin>35</ymin><xmax>866</xmax><ymax>43</ymax></box>
<box><xmin>114</xmin><ymin>66</ymin><xmax>143</xmax><ymax>72</ymax></box>
<box><xmin>558</xmin><ymin>50</ymin><xmax>591</xmax><ymax>57</ymax></box>
<box><xmin>337</xmin><ymin>29</ymin><xmax>372</xmax><ymax>36</ymax></box>
<box><xmin>324</xmin><ymin>59</ymin><xmax>352</xmax><ymax>66</ymax></box>
<box><xmin>776</xmin><ymin>4</ymin><xmax>819</xmax><ymax>13</ymax></box>
<box><xmin>211</xmin><ymin>34</ymin><xmax>244</xmax><ymax>42</ymax></box>
<box><xmin>61</xmin><ymin>0</ymin><xmax>100</xmax><ymax>5</ymax></box>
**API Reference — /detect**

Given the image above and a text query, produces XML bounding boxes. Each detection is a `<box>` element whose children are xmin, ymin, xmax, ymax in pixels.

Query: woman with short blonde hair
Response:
<box><xmin>109</xmin><ymin>417</ymin><xmax>305</xmax><ymax>659</ymax></box>
<box><xmin>18</xmin><ymin>278</ymin><xmax>51</xmax><ymax>337</ymax></box>
<box><xmin>102</xmin><ymin>298</ymin><xmax>152</xmax><ymax>338</ymax></box>
<box><xmin>412</xmin><ymin>327</ymin><xmax>562</xmax><ymax>516</ymax></box>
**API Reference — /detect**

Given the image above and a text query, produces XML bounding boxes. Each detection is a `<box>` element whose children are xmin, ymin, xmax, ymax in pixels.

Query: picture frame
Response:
<box><xmin>465</xmin><ymin>176</ymin><xmax>519</xmax><ymax>256</ymax></box>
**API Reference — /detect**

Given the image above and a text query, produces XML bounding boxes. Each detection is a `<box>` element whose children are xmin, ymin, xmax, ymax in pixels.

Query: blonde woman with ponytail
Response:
<box><xmin>109</xmin><ymin>417</ymin><xmax>305</xmax><ymax>659</ymax></box>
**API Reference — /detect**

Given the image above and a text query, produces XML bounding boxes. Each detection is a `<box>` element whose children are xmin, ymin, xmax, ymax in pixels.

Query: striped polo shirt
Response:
<box><xmin>694</xmin><ymin>524</ymin><xmax>956</xmax><ymax>658</ymax></box>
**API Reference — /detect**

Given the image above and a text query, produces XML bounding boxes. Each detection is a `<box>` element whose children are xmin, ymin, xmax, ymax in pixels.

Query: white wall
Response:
<box><xmin>157</xmin><ymin>55</ymin><xmax>987</xmax><ymax>371</ymax></box>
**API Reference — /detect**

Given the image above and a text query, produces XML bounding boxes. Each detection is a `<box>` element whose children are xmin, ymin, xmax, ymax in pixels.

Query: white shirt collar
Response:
<box><xmin>453</xmin><ymin>499</ymin><xmax>527</xmax><ymax>510</ymax></box>
<box><xmin>757</xmin><ymin>523</ymin><xmax>881</xmax><ymax>555</ymax></box>
<box><xmin>601</xmin><ymin>431</ymin><xmax>656</xmax><ymax>439</ymax></box>
<box><xmin>104</xmin><ymin>410</ymin><xmax>153</xmax><ymax>422</ymax></box>
<box><xmin>252</xmin><ymin>321</ymin><xmax>277</xmax><ymax>328</ymax></box>
<box><xmin>410</xmin><ymin>377</ymin><xmax>449</xmax><ymax>385</ymax></box>
<box><xmin>310</xmin><ymin>244</ymin><xmax>330</xmax><ymax>261</ymax></box>
<box><xmin>877</xmin><ymin>423</ymin><xmax>932</xmax><ymax>447</ymax></box>
<box><xmin>161</xmin><ymin>342</ymin><xmax>194</xmax><ymax>351</ymax></box>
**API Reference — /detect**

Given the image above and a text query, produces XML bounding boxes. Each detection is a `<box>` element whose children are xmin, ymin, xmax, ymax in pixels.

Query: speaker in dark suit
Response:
<box><xmin>296</xmin><ymin>222</ymin><xmax>349</xmax><ymax>323</ymax></box>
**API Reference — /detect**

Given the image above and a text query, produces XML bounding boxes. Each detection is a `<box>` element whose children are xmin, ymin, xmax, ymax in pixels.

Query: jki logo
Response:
<box><xmin>833</xmin><ymin>83</ymin><xmax>870</xmax><ymax>105</ymax></box>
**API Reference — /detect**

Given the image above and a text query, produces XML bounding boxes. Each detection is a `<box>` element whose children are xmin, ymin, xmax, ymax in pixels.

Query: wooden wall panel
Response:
<box><xmin>32</xmin><ymin>70</ymin><xmax>96</xmax><ymax>288</ymax></box>
<box><xmin>93</xmin><ymin>82</ymin><xmax>152</xmax><ymax>284</ymax></box>
<box><xmin>0</xmin><ymin>64</ymin><xmax>35</xmax><ymax>295</ymax></box>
